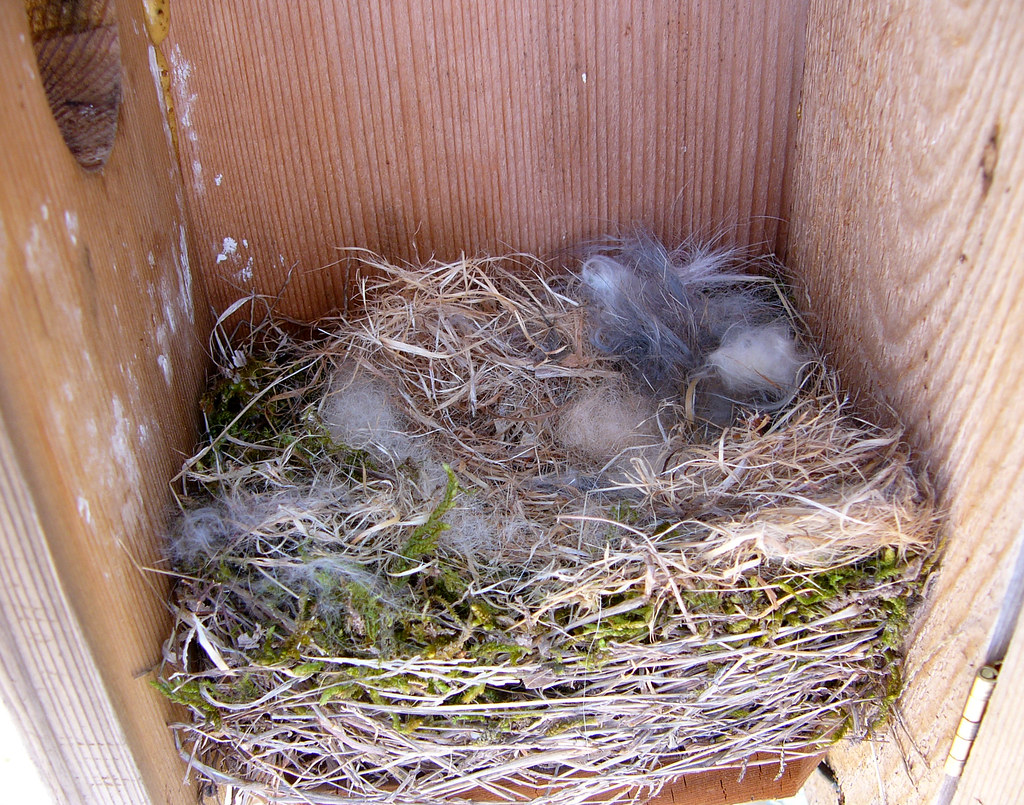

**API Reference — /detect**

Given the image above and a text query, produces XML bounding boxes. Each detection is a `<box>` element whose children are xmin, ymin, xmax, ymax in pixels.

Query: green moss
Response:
<box><xmin>396</xmin><ymin>465</ymin><xmax>461</xmax><ymax>572</ymax></box>
<box><xmin>151</xmin><ymin>678</ymin><xmax>221</xmax><ymax>724</ymax></box>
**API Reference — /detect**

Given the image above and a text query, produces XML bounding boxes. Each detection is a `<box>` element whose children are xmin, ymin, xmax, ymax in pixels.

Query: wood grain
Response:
<box><xmin>458</xmin><ymin>754</ymin><xmax>821</xmax><ymax>804</ymax></box>
<box><xmin>25</xmin><ymin>0</ymin><xmax>122</xmax><ymax>170</ymax></box>
<box><xmin>164</xmin><ymin>0</ymin><xmax>808</xmax><ymax>319</ymax></box>
<box><xmin>952</xmin><ymin>613</ymin><xmax>1024</xmax><ymax>804</ymax></box>
<box><xmin>0</xmin><ymin>1</ymin><xmax>209</xmax><ymax>802</ymax></box>
<box><xmin>786</xmin><ymin>2</ymin><xmax>1024</xmax><ymax>803</ymax></box>
<box><xmin>9</xmin><ymin>1</ymin><xmax>1023</xmax><ymax>804</ymax></box>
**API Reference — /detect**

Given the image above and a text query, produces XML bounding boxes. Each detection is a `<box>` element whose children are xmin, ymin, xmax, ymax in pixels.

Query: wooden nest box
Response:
<box><xmin>1</xmin><ymin>2</ymin><xmax>1022</xmax><ymax>803</ymax></box>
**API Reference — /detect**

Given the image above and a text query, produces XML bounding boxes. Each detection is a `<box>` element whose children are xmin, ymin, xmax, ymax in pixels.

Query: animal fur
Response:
<box><xmin>578</xmin><ymin>235</ymin><xmax>803</xmax><ymax>419</ymax></box>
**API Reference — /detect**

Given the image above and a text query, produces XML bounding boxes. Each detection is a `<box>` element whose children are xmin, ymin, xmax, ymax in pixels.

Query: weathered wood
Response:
<box><xmin>6</xmin><ymin>1</ymin><xmax>1023</xmax><ymax>804</ymax></box>
<box><xmin>0</xmin><ymin>0</ymin><xmax>209</xmax><ymax>802</ymax></box>
<box><xmin>164</xmin><ymin>0</ymin><xmax>808</xmax><ymax>319</ymax></box>
<box><xmin>786</xmin><ymin>1</ymin><xmax>1024</xmax><ymax>802</ymax></box>
<box><xmin>953</xmin><ymin>605</ymin><xmax>1024</xmax><ymax>804</ymax></box>
<box><xmin>457</xmin><ymin>754</ymin><xmax>822</xmax><ymax>804</ymax></box>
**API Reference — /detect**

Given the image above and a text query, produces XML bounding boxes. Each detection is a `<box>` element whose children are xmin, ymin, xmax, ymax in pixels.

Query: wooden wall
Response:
<box><xmin>3</xmin><ymin>0</ymin><xmax>1023</xmax><ymax>803</ymax></box>
<box><xmin>164</xmin><ymin>0</ymin><xmax>808</xmax><ymax>318</ymax></box>
<box><xmin>0</xmin><ymin>0</ymin><xmax>208</xmax><ymax>802</ymax></box>
<box><xmin>787</xmin><ymin>1</ymin><xmax>1024</xmax><ymax>802</ymax></box>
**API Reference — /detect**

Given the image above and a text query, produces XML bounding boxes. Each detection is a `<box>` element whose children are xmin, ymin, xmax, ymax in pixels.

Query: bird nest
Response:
<box><xmin>156</xmin><ymin>248</ymin><xmax>940</xmax><ymax>804</ymax></box>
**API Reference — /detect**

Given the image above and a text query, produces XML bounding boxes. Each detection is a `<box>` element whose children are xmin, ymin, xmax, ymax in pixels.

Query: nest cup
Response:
<box><xmin>157</xmin><ymin>247</ymin><xmax>940</xmax><ymax>805</ymax></box>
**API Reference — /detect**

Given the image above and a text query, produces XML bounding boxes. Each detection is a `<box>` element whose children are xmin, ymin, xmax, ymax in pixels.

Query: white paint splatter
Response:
<box><xmin>76</xmin><ymin>497</ymin><xmax>93</xmax><ymax>525</ymax></box>
<box><xmin>161</xmin><ymin>273</ymin><xmax>179</xmax><ymax>333</ymax></box>
<box><xmin>25</xmin><ymin>221</ymin><xmax>84</xmax><ymax>339</ymax></box>
<box><xmin>40</xmin><ymin>204</ymin><xmax>49</xmax><ymax>221</ymax></box>
<box><xmin>109</xmin><ymin>396</ymin><xmax>145</xmax><ymax>528</ymax></box>
<box><xmin>155</xmin><ymin>323</ymin><xmax>173</xmax><ymax>385</ymax></box>
<box><xmin>25</xmin><ymin>225</ymin><xmax>45</xmax><ymax>278</ymax></box>
<box><xmin>216</xmin><ymin>236</ymin><xmax>238</xmax><ymax>264</ymax></box>
<box><xmin>157</xmin><ymin>354</ymin><xmax>173</xmax><ymax>384</ymax></box>
<box><xmin>581</xmin><ymin>72</ymin><xmax>588</xmax><ymax>83</ymax></box>
<box><xmin>242</xmin><ymin>239</ymin><xmax>249</xmax><ymax>249</ymax></box>
<box><xmin>237</xmin><ymin>256</ymin><xmax>254</xmax><ymax>283</ymax></box>
<box><xmin>147</xmin><ymin>251</ymin><xmax>156</xmax><ymax>267</ymax></box>
<box><xmin>169</xmin><ymin>45</ymin><xmax>199</xmax><ymax>135</ymax></box>
<box><xmin>119</xmin><ymin>362</ymin><xmax>141</xmax><ymax>397</ymax></box>
<box><xmin>192</xmin><ymin>159</ymin><xmax>204</xmax><ymax>194</ymax></box>
<box><xmin>109</xmin><ymin>398</ymin><xmax>137</xmax><ymax>474</ymax></box>
<box><xmin>138</xmin><ymin>423</ymin><xmax>150</xmax><ymax>444</ymax></box>
<box><xmin>64</xmin><ymin>210</ymin><xmax>79</xmax><ymax>246</ymax></box>
<box><xmin>214</xmin><ymin>173</ymin><xmax>223</xmax><ymax>186</ymax></box>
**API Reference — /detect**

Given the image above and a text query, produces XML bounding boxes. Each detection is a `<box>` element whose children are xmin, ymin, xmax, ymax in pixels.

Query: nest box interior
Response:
<box><xmin>1</xmin><ymin>2</ymin><xmax>1022</xmax><ymax>804</ymax></box>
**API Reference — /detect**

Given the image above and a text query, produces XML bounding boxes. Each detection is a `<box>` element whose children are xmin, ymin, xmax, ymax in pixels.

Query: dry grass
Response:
<box><xmin>156</xmin><ymin>251</ymin><xmax>940</xmax><ymax>804</ymax></box>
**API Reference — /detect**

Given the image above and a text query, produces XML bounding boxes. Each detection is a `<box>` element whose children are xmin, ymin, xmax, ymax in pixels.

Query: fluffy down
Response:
<box><xmin>555</xmin><ymin>380</ymin><xmax>661</xmax><ymax>466</ymax></box>
<box><xmin>706</xmin><ymin>323</ymin><xmax>803</xmax><ymax>401</ymax></box>
<box><xmin>320</xmin><ymin>363</ymin><xmax>446</xmax><ymax>497</ymax></box>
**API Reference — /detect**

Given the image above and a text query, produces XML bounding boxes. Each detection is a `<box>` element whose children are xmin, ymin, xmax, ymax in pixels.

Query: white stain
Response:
<box><xmin>155</xmin><ymin>323</ymin><xmax>173</xmax><ymax>385</ymax></box>
<box><xmin>581</xmin><ymin>72</ymin><xmax>588</xmax><ymax>83</ymax></box>
<box><xmin>237</xmin><ymin>256</ymin><xmax>254</xmax><ymax>283</ymax></box>
<box><xmin>161</xmin><ymin>273</ymin><xmax>179</xmax><ymax>334</ymax></box>
<box><xmin>192</xmin><ymin>159</ymin><xmax>204</xmax><ymax>194</ymax></box>
<box><xmin>214</xmin><ymin>173</ymin><xmax>223</xmax><ymax>186</ymax></box>
<box><xmin>110</xmin><ymin>397</ymin><xmax>136</xmax><ymax>471</ymax></box>
<box><xmin>157</xmin><ymin>354</ymin><xmax>173</xmax><ymax>384</ymax></box>
<box><xmin>109</xmin><ymin>396</ymin><xmax>145</xmax><ymax>528</ymax></box>
<box><xmin>169</xmin><ymin>44</ymin><xmax>199</xmax><ymax>133</ymax></box>
<box><xmin>64</xmin><ymin>210</ymin><xmax>79</xmax><ymax>246</ymax></box>
<box><xmin>40</xmin><ymin>204</ymin><xmax>49</xmax><ymax>221</ymax></box>
<box><xmin>216</xmin><ymin>236</ymin><xmax>238</xmax><ymax>264</ymax></box>
<box><xmin>25</xmin><ymin>221</ymin><xmax>84</xmax><ymax>339</ymax></box>
<box><xmin>25</xmin><ymin>225</ymin><xmax>45</xmax><ymax>277</ymax></box>
<box><xmin>76</xmin><ymin>497</ymin><xmax>93</xmax><ymax>525</ymax></box>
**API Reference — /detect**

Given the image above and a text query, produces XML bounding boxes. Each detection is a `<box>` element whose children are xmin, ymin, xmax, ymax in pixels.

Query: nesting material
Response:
<box><xmin>707</xmin><ymin>322</ymin><xmax>803</xmax><ymax>399</ymax></box>
<box><xmin>554</xmin><ymin>379</ymin><xmax>661</xmax><ymax>466</ymax></box>
<box><xmin>157</xmin><ymin>247</ymin><xmax>940</xmax><ymax>805</ymax></box>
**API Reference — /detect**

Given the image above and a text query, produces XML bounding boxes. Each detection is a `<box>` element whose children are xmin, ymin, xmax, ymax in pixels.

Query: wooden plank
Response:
<box><xmin>786</xmin><ymin>1</ymin><xmax>1024</xmax><ymax>802</ymax></box>
<box><xmin>221</xmin><ymin>754</ymin><xmax>822</xmax><ymax>805</ymax></box>
<box><xmin>0</xmin><ymin>1</ymin><xmax>210</xmax><ymax>802</ymax></box>
<box><xmin>164</xmin><ymin>0</ymin><xmax>809</xmax><ymax>319</ymax></box>
<box><xmin>953</xmin><ymin>606</ymin><xmax>1024</xmax><ymax>803</ymax></box>
<box><xmin>457</xmin><ymin>754</ymin><xmax>822</xmax><ymax>804</ymax></box>
<box><xmin>0</xmin><ymin>417</ymin><xmax>145</xmax><ymax>804</ymax></box>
